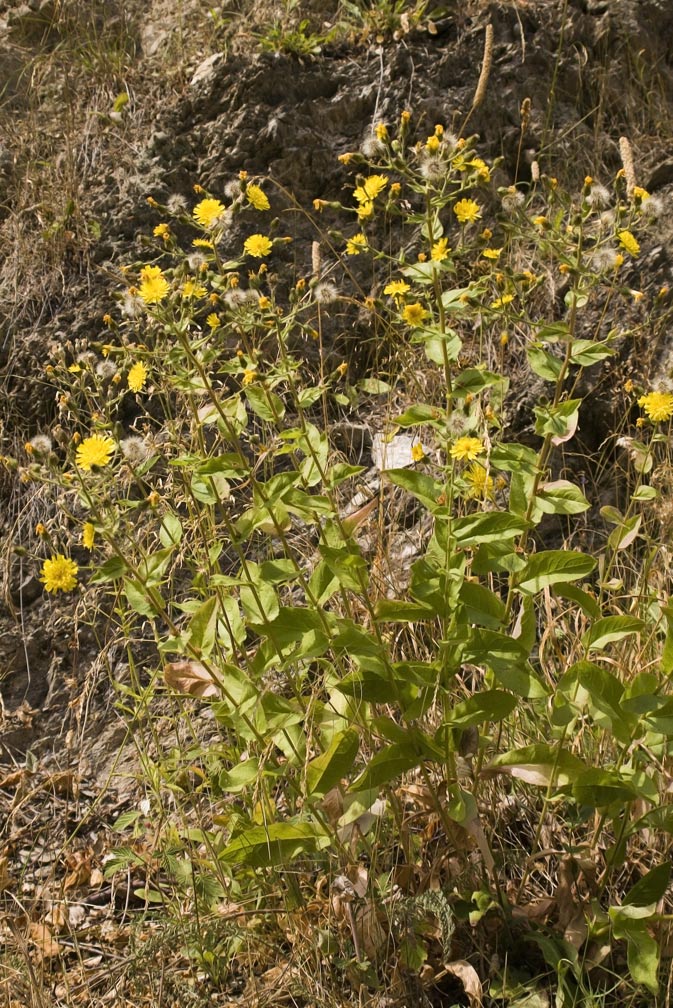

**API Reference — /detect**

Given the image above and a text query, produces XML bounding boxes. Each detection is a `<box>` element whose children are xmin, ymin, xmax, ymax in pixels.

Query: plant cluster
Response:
<box><xmin>9</xmin><ymin>109</ymin><xmax>673</xmax><ymax>1005</ymax></box>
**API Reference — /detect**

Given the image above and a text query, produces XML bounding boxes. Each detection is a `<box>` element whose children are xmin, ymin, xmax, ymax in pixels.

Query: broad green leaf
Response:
<box><xmin>582</xmin><ymin>616</ymin><xmax>644</xmax><ymax>651</ymax></box>
<box><xmin>458</xmin><ymin>581</ymin><xmax>506</xmax><ymax>629</ymax></box>
<box><xmin>452</xmin><ymin>511</ymin><xmax>527</xmax><ymax>545</ymax></box>
<box><xmin>394</xmin><ymin>403</ymin><xmax>442</xmax><ymax>427</ymax></box>
<box><xmin>384</xmin><ymin>468</ymin><xmax>442</xmax><ymax>509</ymax></box>
<box><xmin>352</xmin><ymin>737</ymin><xmax>439</xmax><ymax>791</ymax></box>
<box><xmin>244</xmin><ymin>384</ymin><xmax>285</xmax><ymax>421</ymax></box>
<box><xmin>218</xmin><ymin>758</ymin><xmax>260</xmax><ymax>793</ymax></box>
<box><xmin>464</xmin><ymin>629</ymin><xmax>548</xmax><ymax>697</ymax></box>
<box><xmin>570</xmin><ymin>339</ymin><xmax>614</xmax><ymax>365</ymax></box>
<box><xmin>517</xmin><ymin>551</ymin><xmax>596</xmax><ymax>594</ymax></box>
<box><xmin>609</xmin><ymin>913</ymin><xmax>659</xmax><ymax>995</ymax></box>
<box><xmin>421</xmin><ymin>330</ymin><xmax>462</xmax><ymax>365</ymax></box>
<box><xmin>239</xmin><ymin>577</ymin><xmax>279</xmax><ymax>624</ymax></box>
<box><xmin>555</xmin><ymin>582</ymin><xmax>601</xmax><ymax>619</ymax></box>
<box><xmin>536</xmin><ymin>480</ymin><xmax>590</xmax><ymax>515</ymax></box>
<box><xmin>306</xmin><ymin>729</ymin><xmax>359</xmax><ymax>797</ymax></box>
<box><xmin>443</xmin><ymin>690</ymin><xmax>517</xmax><ymax>728</ymax></box>
<box><xmin>188</xmin><ymin>595</ymin><xmax>219</xmax><ymax>657</ymax></box>
<box><xmin>374</xmin><ymin>599</ymin><xmax>434</xmax><ymax>622</ymax></box>
<box><xmin>159</xmin><ymin>512</ymin><xmax>183</xmax><ymax>547</ymax></box>
<box><xmin>486</xmin><ymin>744</ymin><xmax>586</xmax><ymax>787</ymax></box>
<box><xmin>572</xmin><ymin>767</ymin><xmax>639</xmax><ymax>807</ymax></box>
<box><xmin>89</xmin><ymin>555</ymin><xmax>126</xmax><ymax>583</ymax></box>
<box><xmin>661</xmin><ymin>604</ymin><xmax>673</xmax><ymax>674</ymax></box>
<box><xmin>631</xmin><ymin>485</ymin><xmax>657</xmax><ymax>502</ymax></box>
<box><xmin>124</xmin><ymin>578</ymin><xmax>160</xmax><ymax>618</ymax></box>
<box><xmin>624</xmin><ymin>863</ymin><xmax>671</xmax><ymax>907</ymax></box>
<box><xmin>219</xmin><ymin>820</ymin><xmax>330</xmax><ymax>867</ymax></box>
<box><xmin>527</xmin><ymin>344</ymin><xmax>563</xmax><ymax>381</ymax></box>
<box><xmin>607</xmin><ymin>514</ymin><xmax>641</xmax><ymax>551</ymax></box>
<box><xmin>490</xmin><ymin>442</ymin><xmax>538</xmax><ymax>472</ymax></box>
<box><xmin>534</xmin><ymin>398</ymin><xmax>580</xmax><ymax>444</ymax></box>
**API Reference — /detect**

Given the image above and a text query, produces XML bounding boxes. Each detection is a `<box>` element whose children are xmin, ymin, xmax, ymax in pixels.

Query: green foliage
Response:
<box><xmin>16</xmin><ymin>108</ymin><xmax>673</xmax><ymax>1003</ymax></box>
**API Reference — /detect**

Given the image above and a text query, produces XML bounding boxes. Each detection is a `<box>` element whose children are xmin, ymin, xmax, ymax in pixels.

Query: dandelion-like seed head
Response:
<box><xmin>167</xmin><ymin>194</ymin><xmax>188</xmax><ymax>214</ymax></box>
<box><xmin>588</xmin><ymin>246</ymin><xmax>621</xmax><ymax>272</ymax></box>
<box><xmin>360</xmin><ymin>133</ymin><xmax>386</xmax><ymax>158</ymax></box>
<box><xmin>418</xmin><ymin>153</ymin><xmax>445</xmax><ymax>182</ymax></box>
<box><xmin>641</xmin><ymin>194</ymin><xmax>664</xmax><ymax>222</ymax></box>
<box><xmin>96</xmin><ymin>360</ymin><xmax>118</xmax><ymax>381</ymax></box>
<box><xmin>28</xmin><ymin>434</ymin><xmax>53</xmax><ymax>455</ymax></box>
<box><xmin>120</xmin><ymin>436</ymin><xmax>151</xmax><ymax>465</ymax></box>
<box><xmin>314</xmin><ymin>281</ymin><xmax>339</xmax><ymax>305</ymax></box>
<box><xmin>501</xmin><ymin>188</ymin><xmax>525</xmax><ymax>214</ymax></box>
<box><xmin>585</xmin><ymin>183</ymin><xmax>611</xmax><ymax>209</ymax></box>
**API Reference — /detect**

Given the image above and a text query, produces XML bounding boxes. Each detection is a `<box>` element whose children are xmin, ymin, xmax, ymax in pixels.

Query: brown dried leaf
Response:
<box><xmin>28</xmin><ymin>922</ymin><xmax>62</xmax><ymax>959</ymax></box>
<box><xmin>355</xmin><ymin>899</ymin><xmax>386</xmax><ymax>962</ymax></box>
<box><xmin>443</xmin><ymin>960</ymin><xmax>482</xmax><ymax>1008</ymax></box>
<box><xmin>163</xmin><ymin>660</ymin><xmax>220</xmax><ymax>698</ymax></box>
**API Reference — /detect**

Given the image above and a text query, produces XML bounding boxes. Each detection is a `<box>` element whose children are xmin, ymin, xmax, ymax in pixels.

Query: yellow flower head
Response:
<box><xmin>353</xmin><ymin>174</ymin><xmax>388</xmax><ymax>204</ymax></box>
<box><xmin>243</xmin><ymin>234</ymin><xmax>272</xmax><ymax>258</ymax></box>
<box><xmin>532</xmin><ymin>215</ymin><xmax>547</xmax><ymax>227</ymax></box>
<box><xmin>468</xmin><ymin>158</ymin><xmax>491</xmax><ymax>181</ymax></box>
<box><xmin>402</xmin><ymin>302</ymin><xmax>428</xmax><ymax>326</ymax></box>
<box><xmin>411</xmin><ymin>443</ymin><xmax>425</xmax><ymax>462</ymax></box>
<box><xmin>426</xmin><ymin>135</ymin><xmax>441</xmax><ymax>153</ymax></box>
<box><xmin>375</xmin><ymin>122</ymin><xmax>388</xmax><ymax>141</ymax></box>
<box><xmin>431</xmin><ymin>237</ymin><xmax>450</xmax><ymax>262</ymax></box>
<box><xmin>153</xmin><ymin>223</ymin><xmax>170</xmax><ymax>240</ymax></box>
<box><xmin>82</xmin><ymin>522</ymin><xmax>95</xmax><ymax>550</ymax></box>
<box><xmin>138</xmin><ymin>265</ymin><xmax>169</xmax><ymax>305</ymax></box>
<box><xmin>193</xmin><ymin>198</ymin><xmax>226</xmax><ymax>228</ymax></box>
<box><xmin>76</xmin><ymin>434</ymin><xmax>115</xmax><ymax>471</ymax></box>
<box><xmin>40</xmin><ymin>554</ymin><xmax>78</xmax><ymax>593</ymax></box>
<box><xmin>181</xmin><ymin>280</ymin><xmax>207</xmax><ymax>298</ymax></box>
<box><xmin>207</xmin><ymin>312</ymin><xmax>220</xmax><ymax>329</ymax></box>
<box><xmin>464</xmin><ymin>462</ymin><xmax>494</xmax><ymax>499</ymax></box>
<box><xmin>242</xmin><ymin>369</ymin><xmax>257</xmax><ymax>385</ymax></box>
<box><xmin>490</xmin><ymin>294</ymin><xmax>514</xmax><ymax>309</ymax></box>
<box><xmin>618</xmin><ymin>230</ymin><xmax>640</xmax><ymax>256</ymax></box>
<box><xmin>454</xmin><ymin>198</ymin><xmax>481</xmax><ymax>224</ymax></box>
<box><xmin>632</xmin><ymin>186</ymin><xmax>649</xmax><ymax>201</ymax></box>
<box><xmin>246</xmin><ymin>184</ymin><xmax>270</xmax><ymax>211</ymax></box>
<box><xmin>450</xmin><ymin>436</ymin><xmax>485</xmax><ymax>461</ymax></box>
<box><xmin>127</xmin><ymin>361</ymin><xmax>148</xmax><ymax>393</ymax></box>
<box><xmin>638</xmin><ymin>391</ymin><xmax>673</xmax><ymax>422</ymax></box>
<box><xmin>482</xmin><ymin>247</ymin><xmax>502</xmax><ymax>260</ymax></box>
<box><xmin>346</xmin><ymin>233</ymin><xmax>368</xmax><ymax>255</ymax></box>
<box><xmin>192</xmin><ymin>238</ymin><xmax>214</xmax><ymax>249</ymax></box>
<box><xmin>356</xmin><ymin>201</ymin><xmax>374</xmax><ymax>220</ymax></box>
<box><xmin>383</xmin><ymin>279</ymin><xmax>411</xmax><ymax>298</ymax></box>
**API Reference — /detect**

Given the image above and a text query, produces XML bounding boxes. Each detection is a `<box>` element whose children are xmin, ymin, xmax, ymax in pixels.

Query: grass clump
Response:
<box><xmin>8</xmin><ymin>107</ymin><xmax>673</xmax><ymax>1006</ymax></box>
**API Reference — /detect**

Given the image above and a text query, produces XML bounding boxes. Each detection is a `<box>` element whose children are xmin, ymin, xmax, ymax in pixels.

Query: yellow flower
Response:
<box><xmin>40</xmin><ymin>554</ymin><xmax>78</xmax><ymax>593</ymax></box>
<box><xmin>346</xmin><ymin>233</ymin><xmax>368</xmax><ymax>255</ymax></box>
<box><xmin>532</xmin><ymin>215</ymin><xmax>547</xmax><ymax>227</ymax></box>
<box><xmin>82</xmin><ymin>522</ymin><xmax>95</xmax><ymax>549</ymax></box>
<box><xmin>243</xmin><ymin>234</ymin><xmax>272</xmax><ymax>257</ymax></box>
<box><xmin>464</xmin><ymin>462</ymin><xmax>494</xmax><ymax>499</ymax></box>
<box><xmin>192</xmin><ymin>238</ymin><xmax>214</xmax><ymax>249</ymax></box>
<box><xmin>468</xmin><ymin>157</ymin><xmax>491</xmax><ymax>181</ymax></box>
<box><xmin>426</xmin><ymin>135</ymin><xmax>441</xmax><ymax>152</ymax></box>
<box><xmin>623</xmin><ymin>379</ymin><xmax>634</xmax><ymax>393</ymax></box>
<box><xmin>411</xmin><ymin>443</ymin><xmax>425</xmax><ymax>462</ymax></box>
<box><xmin>153</xmin><ymin>223</ymin><xmax>170</xmax><ymax>240</ymax></box>
<box><xmin>383</xmin><ymin>280</ymin><xmax>411</xmax><ymax>297</ymax></box>
<box><xmin>618</xmin><ymin>230</ymin><xmax>640</xmax><ymax>256</ymax></box>
<box><xmin>356</xmin><ymin>201</ymin><xmax>374</xmax><ymax>220</ymax></box>
<box><xmin>207</xmin><ymin>312</ymin><xmax>220</xmax><ymax>328</ymax></box>
<box><xmin>68</xmin><ymin>363</ymin><xmax>82</xmax><ymax>373</ymax></box>
<box><xmin>454</xmin><ymin>198</ymin><xmax>481</xmax><ymax>224</ymax></box>
<box><xmin>193</xmin><ymin>198</ymin><xmax>226</xmax><ymax>228</ymax></box>
<box><xmin>613</xmin><ymin>253</ymin><xmax>625</xmax><ymax>269</ymax></box>
<box><xmin>632</xmin><ymin>186</ymin><xmax>649</xmax><ymax>201</ymax></box>
<box><xmin>375</xmin><ymin>123</ymin><xmax>388</xmax><ymax>140</ymax></box>
<box><xmin>242</xmin><ymin>369</ymin><xmax>257</xmax><ymax>385</ymax></box>
<box><xmin>338</xmin><ymin>152</ymin><xmax>354</xmax><ymax>164</ymax></box>
<box><xmin>181</xmin><ymin>280</ymin><xmax>207</xmax><ymax>298</ymax></box>
<box><xmin>246</xmin><ymin>184</ymin><xmax>270</xmax><ymax>211</ymax></box>
<box><xmin>76</xmin><ymin>434</ymin><xmax>115</xmax><ymax>471</ymax></box>
<box><xmin>499</xmin><ymin>331</ymin><xmax>509</xmax><ymax>347</ymax></box>
<box><xmin>482</xmin><ymin>247</ymin><xmax>502</xmax><ymax>259</ymax></box>
<box><xmin>35</xmin><ymin>522</ymin><xmax>47</xmax><ymax>536</ymax></box>
<box><xmin>450</xmin><ymin>437</ymin><xmax>485</xmax><ymax>461</ymax></box>
<box><xmin>138</xmin><ymin>265</ymin><xmax>169</xmax><ymax>304</ymax></box>
<box><xmin>353</xmin><ymin>175</ymin><xmax>387</xmax><ymax>204</ymax></box>
<box><xmin>431</xmin><ymin>237</ymin><xmax>450</xmax><ymax>262</ymax></box>
<box><xmin>638</xmin><ymin>391</ymin><xmax>673</xmax><ymax>422</ymax></box>
<box><xmin>434</xmin><ymin>124</ymin><xmax>444</xmax><ymax>136</ymax></box>
<box><xmin>481</xmin><ymin>228</ymin><xmax>493</xmax><ymax>240</ymax></box>
<box><xmin>127</xmin><ymin>361</ymin><xmax>148</xmax><ymax>393</ymax></box>
<box><xmin>402</xmin><ymin>302</ymin><xmax>428</xmax><ymax>326</ymax></box>
<box><xmin>400</xmin><ymin>110</ymin><xmax>411</xmax><ymax>125</ymax></box>
<box><xmin>490</xmin><ymin>294</ymin><xmax>514</xmax><ymax>308</ymax></box>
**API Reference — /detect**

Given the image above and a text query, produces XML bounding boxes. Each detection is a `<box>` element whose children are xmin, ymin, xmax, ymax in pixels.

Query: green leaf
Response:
<box><xmin>527</xmin><ymin>345</ymin><xmax>563</xmax><ymax>381</ymax></box>
<box><xmin>517</xmin><ymin>551</ymin><xmax>596</xmax><ymax>594</ymax></box>
<box><xmin>419</xmin><ymin>329</ymin><xmax>462</xmax><ymax>365</ymax></box>
<box><xmin>374</xmin><ymin>599</ymin><xmax>434</xmax><ymax>622</ymax></box>
<box><xmin>555</xmin><ymin>582</ymin><xmax>601</xmax><ymax>619</ymax></box>
<box><xmin>458</xmin><ymin>581</ymin><xmax>506</xmax><ymax>629</ymax></box>
<box><xmin>572</xmin><ymin>767</ymin><xmax>639</xmax><ymax>807</ymax></box>
<box><xmin>490</xmin><ymin>443</ymin><xmax>538</xmax><ymax>472</ymax></box>
<box><xmin>352</xmin><ymin>736</ymin><xmax>440</xmax><ymax>791</ymax></box>
<box><xmin>219</xmin><ymin>820</ymin><xmax>330</xmax><ymax>867</ymax></box>
<box><xmin>536</xmin><ymin>480</ymin><xmax>590</xmax><ymax>515</ymax></box>
<box><xmin>607</xmin><ymin>514</ymin><xmax>641</xmax><ymax>551</ymax></box>
<box><xmin>159</xmin><ymin>512</ymin><xmax>183</xmax><ymax>548</ymax></box>
<box><xmin>486</xmin><ymin>744</ymin><xmax>587</xmax><ymax>787</ymax></box>
<box><xmin>444</xmin><ymin>690</ymin><xmax>517</xmax><ymax>727</ymax></box>
<box><xmin>570</xmin><ymin>339</ymin><xmax>614</xmax><ymax>365</ymax></box>
<box><xmin>89</xmin><ymin>555</ymin><xmax>127</xmax><ymax>583</ymax></box>
<box><xmin>358</xmin><ymin>378</ymin><xmax>391</xmax><ymax>394</ymax></box>
<box><xmin>609</xmin><ymin>914</ymin><xmax>659</xmax><ymax>995</ymax></box>
<box><xmin>624</xmin><ymin>863</ymin><xmax>671</xmax><ymax>907</ymax></box>
<box><xmin>219</xmin><ymin>758</ymin><xmax>260</xmax><ymax>793</ymax></box>
<box><xmin>452</xmin><ymin>511</ymin><xmax>527</xmax><ymax>545</ymax></box>
<box><xmin>188</xmin><ymin>595</ymin><xmax>219</xmax><ymax>657</ymax></box>
<box><xmin>582</xmin><ymin>616</ymin><xmax>644</xmax><ymax>651</ymax></box>
<box><xmin>306</xmin><ymin>729</ymin><xmax>359</xmax><ymax>797</ymax></box>
<box><xmin>632</xmin><ymin>485</ymin><xmax>657</xmax><ymax>502</ymax></box>
<box><xmin>661</xmin><ymin>604</ymin><xmax>673</xmax><ymax>674</ymax></box>
<box><xmin>394</xmin><ymin>403</ymin><xmax>442</xmax><ymax>427</ymax></box>
<box><xmin>124</xmin><ymin>578</ymin><xmax>160</xmax><ymax>618</ymax></box>
<box><xmin>384</xmin><ymin>468</ymin><xmax>442</xmax><ymax>509</ymax></box>
<box><xmin>534</xmin><ymin>398</ymin><xmax>580</xmax><ymax>444</ymax></box>
<box><xmin>244</xmin><ymin>384</ymin><xmax>285</xmax><ymax>421</ymax></box>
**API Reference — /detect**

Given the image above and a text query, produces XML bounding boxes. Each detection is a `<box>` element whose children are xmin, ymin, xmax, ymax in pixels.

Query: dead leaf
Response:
<box><xmin>28</xmin><ymin>922</ymin><xmax>62</xmax><ymax>959</ymax></box>
<box><xmin>442</xmin><ymin>960</ymin><xmax>482</xmax><ymax>1007</ymax></box>
<box><xmin>355</xmin><ymin>899</ymin><xmax>386</xmax><ymax>961</ymax></box>
<box><xmin>163</xmin><ymin>660</ymin><xmax>220</xmax><ymax>698</ymax></box>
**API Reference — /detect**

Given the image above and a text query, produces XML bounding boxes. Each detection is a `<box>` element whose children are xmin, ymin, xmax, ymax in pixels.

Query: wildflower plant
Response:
<box><xmin>20</xmin><ymin>118</ymin><xmax>673</xmax><ymax>1000</ymax></box>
